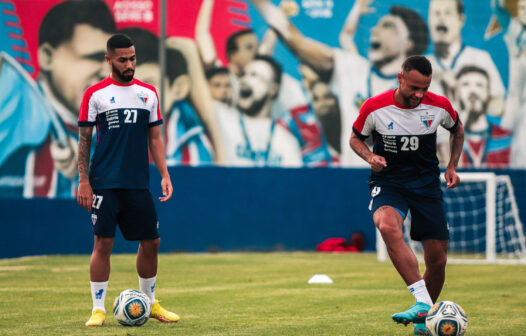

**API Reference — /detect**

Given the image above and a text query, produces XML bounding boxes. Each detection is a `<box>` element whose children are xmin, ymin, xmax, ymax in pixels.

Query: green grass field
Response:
<box><xmin>0</xmin><ymin>252</ymin><xmax>525</xmax><ymax>335</ymax></box>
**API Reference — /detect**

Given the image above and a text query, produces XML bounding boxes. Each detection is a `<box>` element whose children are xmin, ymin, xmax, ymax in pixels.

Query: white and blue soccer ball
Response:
<box><xmin>425</xmin><ymin>301</ymin><xmax>468</xmax><ymax>336</ymax></box>
<box><xmin>113</xmin><ymin>289</ymin><xmax>151</xmax><ymax>326</ymax></box>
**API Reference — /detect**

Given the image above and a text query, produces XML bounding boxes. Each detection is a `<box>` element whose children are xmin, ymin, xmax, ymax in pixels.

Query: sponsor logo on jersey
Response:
<box><xmin>387</xmin><ymin>121</ymin><xmax>394</xmax><ymax>130</ymax></box>
<box><xmin>138</xmin><ymin>92</ymin><xmax>148</xmax><ymax>104</ymax></box>
<box><xmin>110</xmin><ymin>96</ymin><xmax>115</xmax><ymax>104</ymax></box>
<box><xmin>420</xmin><ymin>114</ymin><xmax>435</xmax><ymax>129</ymax></box>
<box><xmin>371</xmin><ymin>186</ymin><xmax>381</xmax><ymax>197</ymax></box>
<box><xmin>91</xmin><ymin>214</ymin><xmax>98</xmax><ymax>225</ymax></box>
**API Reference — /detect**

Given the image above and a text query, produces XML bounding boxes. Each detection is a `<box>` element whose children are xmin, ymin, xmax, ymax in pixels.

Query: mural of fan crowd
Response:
<box><xmin>0</xmin><ymin>0</ymin><xmax>524</xmax><ymax>198</ymax></box>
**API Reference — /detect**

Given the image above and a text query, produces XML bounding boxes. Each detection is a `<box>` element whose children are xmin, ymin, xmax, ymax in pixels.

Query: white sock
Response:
<box><xmin>407</xmin><ymin>279</ymin><xmax>433</xmax><ymax>306</ymax></box>
<box><xmin>139</xmin><ymin>275</ymin><xmax>157</xmax><ymax>304</ymax></box>
<box><xmin>90</xmin><ymin>281</ymin><xmax>108</xmax><ymax>313</ymax></box>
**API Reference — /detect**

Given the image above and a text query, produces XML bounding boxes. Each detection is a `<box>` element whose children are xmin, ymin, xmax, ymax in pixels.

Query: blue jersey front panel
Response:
<box><xmin>78</xmin><ymin>77</ymin><xmax>162</xmax><ymax>189</ymax></box>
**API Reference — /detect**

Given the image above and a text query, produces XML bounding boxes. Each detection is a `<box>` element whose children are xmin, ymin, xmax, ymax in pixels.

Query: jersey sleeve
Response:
<box><xmin>78</xmin><ymin>88</ymin><xmax>97</xmax><ymax>126</ymax></box>
<box><xmin>439</xmin><ymin>97</ymin><xmax>459</xmax><ymax>131</ymax></box>
<box><xmin>352</xmin><ymin>98</ymin><xmax>376</xmax><ymax>140</ymax></box>
<box><xmin>148</xmin><ymin>88</ymin><xmax>163</xmax><ymax>127</ymax></box>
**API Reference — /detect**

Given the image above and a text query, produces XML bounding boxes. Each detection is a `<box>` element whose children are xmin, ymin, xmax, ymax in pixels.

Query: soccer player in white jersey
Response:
<box><xmin>492</xmin><ymin>0</ymin><xmax>526</xmax><ymax>167</ymax></box>
<box><xmin>350</xmin><ymin>56</ymin><xmax>464</xmax><ymax>335</ymax></box>
<box><xmin>77</xmin><ymin>34</ymin><xmax>179</xmax><ymax>326</ymax></box>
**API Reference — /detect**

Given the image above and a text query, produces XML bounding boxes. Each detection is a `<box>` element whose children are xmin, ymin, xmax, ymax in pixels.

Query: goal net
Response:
<box><xmin>377</xmin><ymin>172</ymin><xmax>526</xmax><ymax>264</ymax></box>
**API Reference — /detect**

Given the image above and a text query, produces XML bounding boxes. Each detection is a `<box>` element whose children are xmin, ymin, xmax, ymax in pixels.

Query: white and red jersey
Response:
<box><xmin>78</xmin><ymin>77</ymin><xmax>162</xmax><ymax>189</ymax></box>
<box><xmin>353</xmin><ymin>89</ymin><xmax>458</xmax><ymax>194</ymax></box>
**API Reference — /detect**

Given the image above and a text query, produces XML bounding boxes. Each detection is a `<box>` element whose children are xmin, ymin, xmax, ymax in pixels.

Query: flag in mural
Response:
<box><xmin>0</xmin><ymin>0</ymin><xmax>522</xmax><ymax>198</ymax></box>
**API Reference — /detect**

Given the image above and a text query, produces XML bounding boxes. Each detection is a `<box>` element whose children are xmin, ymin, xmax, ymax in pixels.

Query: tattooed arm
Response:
<box><xmin>445</xmin><ymin>119</ymin><xmax>464</xmax><ymax>189</ymax></box>
<box><xmin>77</xmin><ymin>126</ymin><xmax>93</xmax><ymax>211</ymax></box>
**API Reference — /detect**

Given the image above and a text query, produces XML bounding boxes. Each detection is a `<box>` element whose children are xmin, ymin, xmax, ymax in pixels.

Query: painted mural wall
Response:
<box><xmin>0</xmin><ymin>0</ymin><xmax>523</xmax><ymax>198</ymax></box>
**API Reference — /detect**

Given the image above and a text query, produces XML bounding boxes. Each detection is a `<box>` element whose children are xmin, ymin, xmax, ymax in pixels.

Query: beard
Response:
<box><xmin>460</xmin><ymin>95</ymin><xmax>488</xmax><ymax>131</ymax></box>
<box><xmin>112</xmin><ymin>63</ymin><xmax>134</xmax><ymax>82</ymax></box>
<box><xmin>237</xmin><ymin>94</ymin><xmax>269</xmax><ymax>117</ymax></box>
<box><xmin>399</xmin><ymin>90</ymin><xmax>422</xmax><ymax>108</ymax></box>
<box><xmin>434</xmin><ymin>42</ymin><xmax>450</xmax><ymax>59</ymax></box>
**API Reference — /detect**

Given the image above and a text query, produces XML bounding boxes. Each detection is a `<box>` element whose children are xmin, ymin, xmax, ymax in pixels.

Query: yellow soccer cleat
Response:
<box><xmin>150</xmin><ymin>301</ymin><xmax>180</xmax><ymax>323</ymax></box>
<box><xmin>85</xmin><ymin>309</ymin><xmax>106</xmax><ymax>326</ymax></box>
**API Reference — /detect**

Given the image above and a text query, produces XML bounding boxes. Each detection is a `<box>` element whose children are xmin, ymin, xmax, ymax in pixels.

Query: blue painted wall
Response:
<box><xmin>0</xmin><ymin>167</ymin><xmax>374</xmax><ymax>258</ymax></box>
<box><xmin>1</xmin><ymin>167</ymin><xmax>524</xmax><ymax>259</ymax></box>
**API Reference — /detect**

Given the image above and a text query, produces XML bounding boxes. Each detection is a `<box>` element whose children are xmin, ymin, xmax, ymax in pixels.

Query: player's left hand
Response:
<box><xmin>444</xmin><ymin>167</ymin><xmax>460</xmax><ymax>189</ymax></box>
<box><xmin>159</xmin><ymin>176</ymin><xmax>173</xmax><ymax>202</ymax></box>
<box><xmin>77</xmin><ymin>181</ymin><xmax>93</xmax><ymax>212</ymax></box>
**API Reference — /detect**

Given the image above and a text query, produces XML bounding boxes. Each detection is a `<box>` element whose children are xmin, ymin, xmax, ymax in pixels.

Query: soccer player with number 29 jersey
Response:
<box><xmin>77</xmin><ymin>34</ymin><xmax>179</xmax><ymax>327</ymax></box>
<box><xmin>350</xmin><ymin>56</ymin><xmax>464</xmax><ymax>335</ymax></box>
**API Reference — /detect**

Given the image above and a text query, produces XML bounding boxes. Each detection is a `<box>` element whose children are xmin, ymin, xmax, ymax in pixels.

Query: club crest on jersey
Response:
<box><xmin>91</xmin><ymin>214</ymin><xmax>97</xmax><ymax>226</ymax></box>
<box><xmin>420</xmin><ymin>114</ymin><xmax>435</xmax><ymax>129</ymax></box>
<box><xmin>138</xmin><ymin>92</ymin><xmax>148</xmax><ymax>104</ymax></box>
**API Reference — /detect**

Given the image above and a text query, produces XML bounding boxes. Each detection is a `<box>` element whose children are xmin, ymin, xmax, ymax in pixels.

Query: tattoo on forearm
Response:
<box><xmin>78</xmin><ymin>127</ymin><xmax>92</xmax><ymax>181</ymax></box>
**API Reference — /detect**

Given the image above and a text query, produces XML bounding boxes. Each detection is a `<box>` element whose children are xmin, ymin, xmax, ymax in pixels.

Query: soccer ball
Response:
<box><xmin>425</xmin><ymin>301</ymin><xmax>468</xmax><ymax>336</ymax></box>
<box><xmin>113</xmin><ymin>289</ymin><xmax>151</xmax><ymax>326</ymax></box>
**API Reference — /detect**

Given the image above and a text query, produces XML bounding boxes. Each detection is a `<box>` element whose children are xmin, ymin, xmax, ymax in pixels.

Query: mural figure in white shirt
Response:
<box><xmin>215</xmin><ymin>55</ymin><xmax>303</xmax><ymax>166</ymax></box>
<box><xmin>492</xmin><ymin>0</ymin><xmax>526</xmax><ymax>167</ymax></box>
<box><xmin>427</xmin><ymin>0</ymin><xmax>506</xmax><ymax>164</ymax></box>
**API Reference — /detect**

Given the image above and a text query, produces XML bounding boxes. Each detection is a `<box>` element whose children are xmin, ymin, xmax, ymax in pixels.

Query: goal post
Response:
<box><xmin>376</xmin><ymin>172</ymin><xmax>526</xmax><ymax>264</ymax></box>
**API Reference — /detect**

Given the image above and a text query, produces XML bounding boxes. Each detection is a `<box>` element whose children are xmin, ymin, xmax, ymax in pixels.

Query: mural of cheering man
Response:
<box><xmin>215</xmin><ymin>55</ymin><xmax>303</xmax><ymax>166</ymax></box>
<box><xmin>454</xmin><ymin>65</ymin><xmax>511</xmax><ymax>168</ymax></box>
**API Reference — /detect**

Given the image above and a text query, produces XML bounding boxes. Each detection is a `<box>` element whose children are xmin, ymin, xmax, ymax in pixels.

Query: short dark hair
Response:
<box><xmin>390</xmin><ymin>6</ymin><xmax>429</xmax><ymax>56</ymax></box>
<box><xmin>253</xmin><ymin>54</ymin><xmax>282</xmax><ymax>86</ymax></box>
<box><xmin>402</xmin><ymin>55</ymin><xmax>432</xmax><ymax>77</ymax></box>
<box><xmin>205</xmin><ymin>66</ymin><xmax>230</xmax><ymax>80</ymax></box>
<box><xmin>118</xmin><ymin>28</ymin><xmax>157</xmax><ymax>63</ymax></box>
<box><xmin>455</xmin><ymin>0</ymin><xmax>464</xmax><ymax>15</ymax></box>
<box><xmin>39</xmin><ymin>0</ymin><xmax>115</xmax><ymax>47</ymax></box>
<box><xmin>456</xmin><ymin>65</ymin><xmax>489</xmax><ymax>81</ymax></box>
<box><xmin>226</xmin><ymin>29</ymin><xmax>255</xmax><ymax>60</ymax></box>
<box><xmin>106</xmin><ymin>33</ymin><xmax>134</xmax><ymax>53</ymax></box>
<box><xmin>166</xmin><ymin>48</ymin><xmax>188</xmax><ymax>83</ymax></box>
<box><xmin>430</xmin><ymin>0</ymin><xmax>464</xmax><ymax>16</ymax></box>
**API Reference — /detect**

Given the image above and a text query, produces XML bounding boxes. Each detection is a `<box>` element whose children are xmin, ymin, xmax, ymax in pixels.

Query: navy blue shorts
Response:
<box><xmin>369</xmin><ymin>184</ymin><xmax>449</xmax><ymax>241</ymax></box>
<box><xmin>91</xmin><ymin>189</ymin><xmax>159</xmax><ymax>241</ymax></box>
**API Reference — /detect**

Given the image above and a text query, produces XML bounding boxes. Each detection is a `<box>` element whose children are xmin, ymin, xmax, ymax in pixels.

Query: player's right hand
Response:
<box><xmin>367</xmin><ymin>154</ymin><xmax>387</xmax><ymax>172</ymax></box>
<box><xmin>77</xmin><ymin>181</ymin><xmax>93</xmax><ymax>212</ymax></box>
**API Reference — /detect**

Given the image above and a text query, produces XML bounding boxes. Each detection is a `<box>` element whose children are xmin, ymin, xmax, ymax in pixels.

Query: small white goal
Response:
<box><xmin>376</xmin><ymin>172</ymin><xmax>526</xmax><ymax>264</ymax></box>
